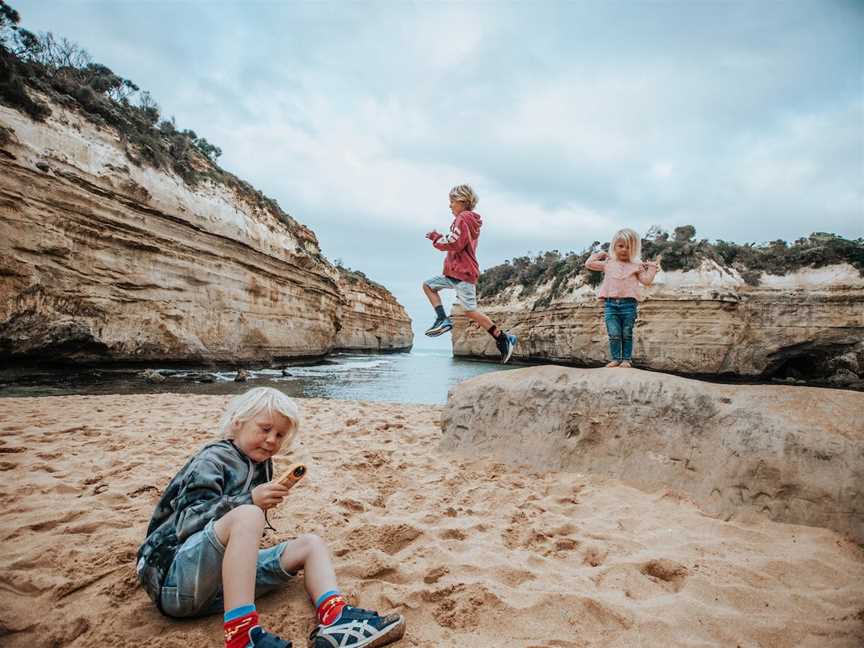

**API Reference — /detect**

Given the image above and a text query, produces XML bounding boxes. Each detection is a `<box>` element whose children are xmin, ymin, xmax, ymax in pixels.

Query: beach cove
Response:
<box><xmin>1</xmin><ymin>390</ymin><xmax>862</xmax><ymax>647</ymax></box>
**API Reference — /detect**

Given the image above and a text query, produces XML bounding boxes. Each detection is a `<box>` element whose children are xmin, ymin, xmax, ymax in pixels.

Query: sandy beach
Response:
<box><xmin>1</xmin><ymin>393</ymin><xmax>862</xmax><ymax>647</ymax></box>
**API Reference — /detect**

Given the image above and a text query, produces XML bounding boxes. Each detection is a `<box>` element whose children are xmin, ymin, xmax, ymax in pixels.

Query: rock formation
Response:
<box><xmin>452</xmin><ymin>260</ymin><xmax>864</xmax><ymax>384</ymax></box>
<box><xmin>334</xmin><ymin>268</ymin><xmax>412</xmax><ymax>352</ymax></box>
<box><xmin>441</xmin><ymin>365</ymin><xmax>864</xmax><ymax>542</ymax></box>
<box><xmin>0</xmin><ymin>99</ymin><xmax>412</xmax><ymax>364</ymax></box>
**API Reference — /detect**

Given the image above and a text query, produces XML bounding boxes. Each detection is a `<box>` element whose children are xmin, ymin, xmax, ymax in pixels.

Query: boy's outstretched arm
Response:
<box><xmin>431</xmin><ymin>216</ymin><xmax>471</xmax><ymax>252</ymax></box>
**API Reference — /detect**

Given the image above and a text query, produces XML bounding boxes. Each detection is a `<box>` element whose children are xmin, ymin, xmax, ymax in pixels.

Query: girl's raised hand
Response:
<box><xmin>252</xmin><ymin>481</ymin><xmax>293</xmax><ymax>510</ymax></box>
<box><xmin>425</xmin><ymin>230</ymin><xmax>440</xmax><ymax>240</ymax></box>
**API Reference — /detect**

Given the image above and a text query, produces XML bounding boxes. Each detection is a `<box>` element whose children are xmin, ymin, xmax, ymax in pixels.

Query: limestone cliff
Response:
<box><xmin>0</xmin><ymin>99</ymin><xmax>412</xmax><ymax>363</ymax></box>
<box><xmin>442</xmin><ymin>366</ymin><xmax>864</xmax><ymax>542</ymax></box>
<box><xmin>452</xmin><ymin>260</ymin><xmax>864</xmax><ymax>383</ymax></box>
<box><xmin>334</xmin><ymin>268</ymin><xmax>412</xmax><ymax>352</ymax></box>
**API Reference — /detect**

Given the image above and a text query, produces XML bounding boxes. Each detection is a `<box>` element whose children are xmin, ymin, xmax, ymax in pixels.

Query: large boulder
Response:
<box><xmin>441</xmin><ymin>366</ymin><xmax>864</xmax><ymax>542</ymax></box>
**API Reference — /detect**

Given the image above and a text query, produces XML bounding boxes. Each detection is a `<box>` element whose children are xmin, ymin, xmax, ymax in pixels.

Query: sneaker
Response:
<box><xmin>497</xmin><ymin>333</ymin><xmax>517</xmax><ymax>364</ymax></box>
<box><xmin>249</xmin><ymin>626</ymin><xmax>292</xmax><ymax>648</ymax></box>
<box><xmin>424</xmin><ymin>316</ymin><xmax>453</xmax><ymax>337</ymax></box>
<box><xmin>308</xmin><ymin>606</ymin><xmax>405</xmax><ymax>648</ymax></box>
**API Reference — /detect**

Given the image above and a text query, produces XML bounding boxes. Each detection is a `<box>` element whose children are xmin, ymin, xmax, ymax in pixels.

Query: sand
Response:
<box><xmin>0</xmin><ymin>393</ymin><xmax>862</xmax><ymax>647</ymax></box>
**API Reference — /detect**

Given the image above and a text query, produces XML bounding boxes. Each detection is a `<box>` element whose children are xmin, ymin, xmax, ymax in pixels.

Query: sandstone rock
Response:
<box><xmin>140</xmin><ymin>369</ymin><xmax>165</xmax><ymax>383</ymax></box>
<box><xmin>452</xmin><ymin>260</ymin><xmax>864</xmax><ymax>380</ymax></box>
<box><xmin>441</xmin><ymin>365</ymin><xmax>864</xmax><ymax>542</ymax></box>
<box><xmin>334</xmin><ymin>268</ymin><xmax>413</xmax><ymax>352</ymax></box>
<box><xmin>828</xmin><ymin>368</ymin><xmax>859</xmax><ymax>386</ymax></box>
<box><xmin>0</xmin><ymin>100</ymin><xmax>412</xmax><ymax>363</ymax></box>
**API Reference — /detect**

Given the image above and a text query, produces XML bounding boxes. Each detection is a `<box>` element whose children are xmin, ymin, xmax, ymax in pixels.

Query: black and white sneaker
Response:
<box><xmin>496</xmin><ymin>333</ymin><xmax>517</xmax><ymax>364</ymax></box>
<box><xmin>424</xmin><ymin>316</ymin><xmax>453</xmax><ymax>337</ymax></box>
<box><xmin>308</xmin><ymin>606</ymin><xmax>405</xmax><ymax>648</ymax></box>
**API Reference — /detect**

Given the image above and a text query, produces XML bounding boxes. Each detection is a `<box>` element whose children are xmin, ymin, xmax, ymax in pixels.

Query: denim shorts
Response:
<box><xmin>160</xmin><ymin>519</ymin><xmax>295</xmax><ymax>618</ymax></box>
<box><xmin>424</xmin><ymin>275</ymin><xmax>477</xmax><ymax>310</ymax></box>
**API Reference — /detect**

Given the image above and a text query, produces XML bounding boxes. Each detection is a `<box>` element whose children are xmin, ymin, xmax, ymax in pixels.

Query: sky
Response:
<box><xmin>12</xmin><ymin>1</ymin><xmax>864</xmax><ymax>347</ymax></box>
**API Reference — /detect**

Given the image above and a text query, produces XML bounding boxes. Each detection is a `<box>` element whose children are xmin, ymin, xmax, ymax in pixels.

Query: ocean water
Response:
<box><xmin>0</xmin><ymin>349</ymin><xmax>519</xmax><ymax>404</ymax></box>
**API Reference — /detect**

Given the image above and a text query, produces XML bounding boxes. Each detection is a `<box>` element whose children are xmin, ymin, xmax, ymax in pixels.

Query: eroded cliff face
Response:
<box><xmin>452</xmin><ymin>260</ymin><xmax>864</xmax><ymax>381</ymax></box>
<box><xmin>0</xmin><ymin>100</ymin><xmax>411</xmax><ymax>363</ymax></box>
<box><xmin>334</xmin><ymin>269</ymin><xmax>412</xmax><ymax>352</ymax></box>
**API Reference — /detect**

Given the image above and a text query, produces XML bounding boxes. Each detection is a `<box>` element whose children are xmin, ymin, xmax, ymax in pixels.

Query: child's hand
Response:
<box><xmin>425</xmin><ymin>230</ymin><xmax>440</xmax><ymax>240</ymax></box>
<box><xmin>642</xmin><ymin>260</ymin><xmax>659</xmax><ymax>270</ymax></box>
<box><xmin>252</xmin><ymin>482</ymin><xmax>293</xmax><ymax>510</ymax></box>
<box><xmin>595</xmin><ymin>251</ymin><xmax>608</xmax><ymax>260</ymax></box>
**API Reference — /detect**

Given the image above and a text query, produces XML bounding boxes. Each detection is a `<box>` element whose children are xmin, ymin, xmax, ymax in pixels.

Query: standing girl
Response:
<box><xmin>585</xmin><ymin>228</ymin><xmax>659</xmax><ymax>368</ymax></box>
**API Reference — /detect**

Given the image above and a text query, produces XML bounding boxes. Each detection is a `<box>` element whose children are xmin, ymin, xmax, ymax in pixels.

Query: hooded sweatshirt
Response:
<box><xmin>136</xmin><ymin>440</ymin><xmax>273</xmax><ymax>614</ymax></box>
<box><xmin>430</xmin><ymin>210</ymin><xmax>482</xmax><ymax>284</ymax></box>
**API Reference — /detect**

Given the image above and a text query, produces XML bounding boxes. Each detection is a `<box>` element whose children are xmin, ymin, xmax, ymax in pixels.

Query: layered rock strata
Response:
<box><xmin>452</xmin><ymin>261</ymin><xmax>864</xmax><ymax>381</ymax></box>
<box><xmin>334</xmin><ymin>269</ymin><xmax>412</xmax><ymax>352</ymax></box>
<box><xmin>0</xmin><ymin>100</ymin><xmax>411</xmax><ymax>363</ymax></box>
<box><xmin>441</xmin><ymin>365</ymin><xmax>864</xmax><ymax>542</ymax></box>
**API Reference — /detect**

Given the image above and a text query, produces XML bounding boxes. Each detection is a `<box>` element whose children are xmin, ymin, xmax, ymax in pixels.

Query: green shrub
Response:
<box><xmin>477</xmin><ymin>227</ymin><xmax>864</xmax><ymax>301</ymax></box>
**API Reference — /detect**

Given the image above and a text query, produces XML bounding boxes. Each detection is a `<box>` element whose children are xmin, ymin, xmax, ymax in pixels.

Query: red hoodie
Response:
<box><xmin>430</xmin><ymin>210</ymin><xmax>482</xmax><ymax>284</ymax></box>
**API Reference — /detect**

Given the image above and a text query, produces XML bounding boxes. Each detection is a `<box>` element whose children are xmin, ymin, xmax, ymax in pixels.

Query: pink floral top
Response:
<box><xmin>585</xmin><ymin>253</ymin><xmax>658</xmax><ymax>299</ymax></box>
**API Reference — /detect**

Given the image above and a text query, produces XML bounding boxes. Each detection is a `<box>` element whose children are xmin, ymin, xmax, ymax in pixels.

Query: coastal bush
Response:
<box><xmin>477</xmin><ymin>227</ymin><xmax>864</xmax><ymax>302</ymax></box>
<box><xmin>0</xmin><ymin>3</ymin><xmax>309</xmax><ymax>242</ymax></box>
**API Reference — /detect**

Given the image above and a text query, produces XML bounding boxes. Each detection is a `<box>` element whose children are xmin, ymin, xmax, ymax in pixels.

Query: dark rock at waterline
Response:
<box><xmin>140</xmin><ymin>369</ymin><xmax>165</xmax><ymax>383</ymax></box>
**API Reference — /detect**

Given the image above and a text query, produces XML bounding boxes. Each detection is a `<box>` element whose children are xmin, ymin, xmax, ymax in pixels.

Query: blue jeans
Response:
<box><xmin>604</xmin><ymin>298</ymin><xmax>637</xmax><ymax>361</ymax></box>
<box><xmin>159</xmin><ymin>519</ymin><xmax>295</xmax><ymax>618</ymax></box>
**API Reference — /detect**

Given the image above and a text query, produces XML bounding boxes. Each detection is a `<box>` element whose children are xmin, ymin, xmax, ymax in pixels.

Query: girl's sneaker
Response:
<box><xmin>307</xmin><ymin>606</ymin><xmax>405</xmax><ymax>648</ymax></box>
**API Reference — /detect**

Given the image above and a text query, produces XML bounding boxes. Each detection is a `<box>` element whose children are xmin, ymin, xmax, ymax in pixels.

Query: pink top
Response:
<box><xmin>585</xmin><ymin>253</ymin><xmax>658</xmax><ymax>299</ymax></box>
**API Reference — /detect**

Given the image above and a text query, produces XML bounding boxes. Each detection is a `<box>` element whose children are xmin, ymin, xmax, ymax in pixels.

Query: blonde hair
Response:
<box><xmin>219</xmin><ymin>387</ymin><xmax>300</xmax><ymax>441</ymax></box>
<box><xmin>449</xmin><ymin>184</ymin><xmax>478</xmax><ymax>210</ymax></box>
<box><xmin>610</xmin><ymin>228</ymin><xmax>642</xmax><ymax>262</ymax></box>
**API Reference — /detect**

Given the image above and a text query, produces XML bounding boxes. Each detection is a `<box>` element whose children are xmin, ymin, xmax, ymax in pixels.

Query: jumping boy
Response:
<box><xmin>423</xmin><ymin>184</ymin><xmax>517</xmax><ymax>363</ymax></box>
<box><xmin>136</xmin><ymin>387</ymin><xmax>406</xmax><ymax>648</ymax></box>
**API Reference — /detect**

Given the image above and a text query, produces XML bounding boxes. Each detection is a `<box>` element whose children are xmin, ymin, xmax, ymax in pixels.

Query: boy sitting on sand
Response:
<box><xmin>423</xmin><ymin>183</ymin><xmax>517</xmax><ymax>363</ymax></box>
<box><xmin>136</xmin><ymin>387</ymin><xmax>405</xmax><ymax>648</ymax></box>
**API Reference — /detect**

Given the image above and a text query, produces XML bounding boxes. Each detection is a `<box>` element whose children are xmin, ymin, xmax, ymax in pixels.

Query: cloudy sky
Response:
<box><xmin>14</xmin><ymin>1</ymin><xmax>864</xmax><ymax>346</ymax></box>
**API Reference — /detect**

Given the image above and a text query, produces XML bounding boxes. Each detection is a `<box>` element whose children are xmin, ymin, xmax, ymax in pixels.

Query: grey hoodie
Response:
<box><xmin>136</xmin><ymin>439</ymin><xmax>273</xmax><ymax>612</ymax></box>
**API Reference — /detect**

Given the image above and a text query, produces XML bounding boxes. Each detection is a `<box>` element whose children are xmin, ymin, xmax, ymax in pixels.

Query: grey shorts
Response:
<box><xmin>160</xmin><ymin>519</ymin><xmax>295</xmax><ymax>618</ymax></box>
<box><xmin>424</xmin><ymin>275</ymin><xmax>477</xmax><ymax>311</ymax></box>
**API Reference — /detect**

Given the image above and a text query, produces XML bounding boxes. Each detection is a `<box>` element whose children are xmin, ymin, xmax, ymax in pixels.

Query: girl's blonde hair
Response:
<box><xmin>449</xmin><ymin>184</ymin><xmax>478</xmax><ymax>210</ymax></box>
<box><xmin>610</xmin><ymin>228</ymin><xmax>642</xmax><ymax>262</ymax></box>
<box><xmin>219</xmin><ymin>387</ymin><xmax>300</xmax><ymax>441</ymax></box>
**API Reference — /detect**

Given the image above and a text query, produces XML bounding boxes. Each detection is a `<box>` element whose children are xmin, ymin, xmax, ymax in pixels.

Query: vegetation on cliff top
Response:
<box><xmin>477</xmin><ymin>228</ymin><xmax>864</xmax><ymax>309</ymax></box>
<box><xmin>0</xmin><ymin>1</ymin><xmax>305</xmax><ymax>238</ymax></box>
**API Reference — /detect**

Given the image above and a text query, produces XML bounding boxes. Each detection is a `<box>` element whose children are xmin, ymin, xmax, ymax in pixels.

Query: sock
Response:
<box><xmin>224</xmin><ymin>605</ymin><xmax>258</xmax><ymax>648</ymax></box>
<box><xmin>487</xmin><ymin>325</ymin><xmax>501</xmax><ymax>339</ymax></box>
<box><xmin>434</xmin><ymin>304</ymin><xmax>446</xmax><ymax>319</ymax></box>
<box><xmin>315</xmin><ymin>590</ymin><xmax>348</xmax><ymax>626</ymax></box>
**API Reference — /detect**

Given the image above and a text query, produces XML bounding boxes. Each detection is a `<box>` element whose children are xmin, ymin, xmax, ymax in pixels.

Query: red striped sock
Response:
<box><xmin>317</xmin><ymin>593</ymin><xmax>347</xmax><ymax>625</ymax></box>
<box><xmin>224</xmin><ymin>611</ymin><xmax>259</xmax><ymax>648</ymax></box>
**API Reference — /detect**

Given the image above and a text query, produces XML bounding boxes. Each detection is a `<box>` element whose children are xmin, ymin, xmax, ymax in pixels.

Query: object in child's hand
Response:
<box><xmin>274</xmin><ymin>463</ymin><xmax>307</xmax><ymax>489</ymax></box>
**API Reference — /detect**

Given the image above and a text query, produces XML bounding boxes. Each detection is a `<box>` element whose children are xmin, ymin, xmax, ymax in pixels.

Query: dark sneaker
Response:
<box><xmin>249</xmin><ymin>625</ymin><xmax>292</xmax><ymax>647</ymax></box>
<box><xmin>497</xmin><ymin>333</ymin><xmax>517</xmax><ymax>364</ymax></box>
<box><xmin>424</xmin><ymin>316</ymin><xmax>453</xmax><ymax>337</ymax></box>
<box><xmin>308</xmin><ymin>606</ymin><xmax>405</xmax><ymax>648</ymax></box>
